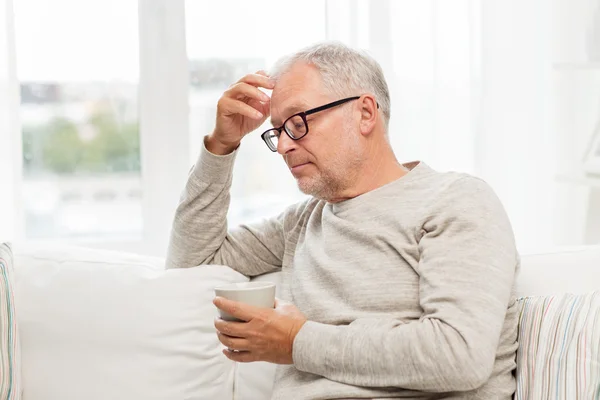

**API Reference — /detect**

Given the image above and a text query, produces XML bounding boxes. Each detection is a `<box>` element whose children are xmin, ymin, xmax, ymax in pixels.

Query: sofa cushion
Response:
<box><xmin>0</xmin><ymin>243</ymin><xmax>22</xmax><ymax>399</ymax></box>
<box><xmin>515</xmin><ymin>291</ymin><xmax>600</xmax><ymax>400</ymax></box>
<box><xmin>12</xmin><ymin>244</ymin><xmax>248</xmax><ymax>400</ymax></box>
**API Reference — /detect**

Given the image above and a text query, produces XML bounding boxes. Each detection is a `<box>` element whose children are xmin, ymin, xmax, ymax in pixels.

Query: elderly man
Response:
<box><xmin>166</xmin><ymin>42</ymin><xmax>519</xmax><ymax>400</ymax></box>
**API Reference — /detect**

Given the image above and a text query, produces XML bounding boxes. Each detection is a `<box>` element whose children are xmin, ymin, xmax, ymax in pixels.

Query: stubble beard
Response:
<box><xmin>296</xmin><ymin>130</ymin><xmax>364</xmax><ymax>202</ymax></box>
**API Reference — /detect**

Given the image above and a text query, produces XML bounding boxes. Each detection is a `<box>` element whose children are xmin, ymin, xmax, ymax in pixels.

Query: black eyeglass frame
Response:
<box><xmin>260</xmin><ymin>95</ymin><xmax>378</xmax><ymax>152</ymax></box>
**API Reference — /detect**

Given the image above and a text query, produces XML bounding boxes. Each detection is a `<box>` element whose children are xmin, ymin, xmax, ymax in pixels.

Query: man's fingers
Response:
<box><xmin>237</xmin><ymin>73</ymin><xmax>275</xmax><ymax>90</ymax></box>
<box><xmin>248</xmin><ymin>97</ymin><xmax>271</xmax><ymax>118</ymax></box>
<box><xmin>214</xmin><ymin>317</ymin><xmax>246</xmax><ymax>338</ymax></box>
<box><xmin>226</xmin><ymin>82</ymin><xmax>270</xmax><ymax>103</ymax></box>
<box><xmin>213</xmin><ymin>296</ymin><xmax>262</xmax><ymax>321</ymax></box>
<box><xmin>222</xmin><ymin>348</ymin><xmax>256</xmax><ymax>363</ymax></box>
<box><xmin>216</xmin><ymin>332</ymin><xmax>251</xmax><ymax>351</ymax></box>
<box><xmin>219</xmin><ymin>98</ymin><xmax>264</xmax><ymax>120</ymax></box>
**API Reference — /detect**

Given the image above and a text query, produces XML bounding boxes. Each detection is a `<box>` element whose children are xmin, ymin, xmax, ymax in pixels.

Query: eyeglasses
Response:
<box><xmin>261</xmin><ymin>96</ymin><xmax>371</xmax><ymax>152</ymax></box>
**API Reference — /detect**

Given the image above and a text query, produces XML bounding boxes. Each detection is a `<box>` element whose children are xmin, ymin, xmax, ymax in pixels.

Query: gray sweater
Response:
<box><xmin>166</xmin><ymin>142</ymin><xmax>520</xmax><ymax>400</ymax></box>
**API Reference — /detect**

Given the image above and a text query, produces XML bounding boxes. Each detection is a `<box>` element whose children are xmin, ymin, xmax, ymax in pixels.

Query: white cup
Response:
<box><xmin>214</xmin><ymin>281</ymin><xmax>276</xmax><ymax>322</ymax></box>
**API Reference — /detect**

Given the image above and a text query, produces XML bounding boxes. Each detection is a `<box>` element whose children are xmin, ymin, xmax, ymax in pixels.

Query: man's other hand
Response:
<box><xmin>213</xmin><ymin>297</ymin><xmax>307</xmax><ymax>364</ymax></box>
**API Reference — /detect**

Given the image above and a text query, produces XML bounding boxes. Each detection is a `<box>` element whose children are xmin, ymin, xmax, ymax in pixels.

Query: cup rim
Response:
<box><xmin>214</xmin><ymin>281</ymin><xmax>276</xmax><ymax>292</ymax></box>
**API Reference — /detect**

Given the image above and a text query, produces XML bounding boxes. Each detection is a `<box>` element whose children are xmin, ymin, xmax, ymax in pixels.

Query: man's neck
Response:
<box><xmin>328</xmin><ymin>146</ymin><xmax>408</xmax><ymax>204</ymax></box>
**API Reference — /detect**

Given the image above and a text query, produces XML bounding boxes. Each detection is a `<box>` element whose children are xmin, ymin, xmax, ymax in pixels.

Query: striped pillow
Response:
<box><xmin>515</xmin><ymin>291</ymin><xmax>600</xmax><ymax>400</ymax></box>
<box><xmin>0</xmin><ymin>243</ymin><xmax>22</xmax><ymax>399</ymax></box>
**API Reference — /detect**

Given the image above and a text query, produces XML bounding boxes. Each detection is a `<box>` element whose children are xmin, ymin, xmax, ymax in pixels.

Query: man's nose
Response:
<box><xmin>277</xmin><ymin>131</ymin><xmax>297</xmax><ymax>155</ymax></box>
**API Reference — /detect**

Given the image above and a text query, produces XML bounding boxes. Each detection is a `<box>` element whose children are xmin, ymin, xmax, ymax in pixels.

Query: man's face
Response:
<box><xmin>269</xmin><ymin>63</ymin><xmax>365</xmax><ymax>200</ymax></box>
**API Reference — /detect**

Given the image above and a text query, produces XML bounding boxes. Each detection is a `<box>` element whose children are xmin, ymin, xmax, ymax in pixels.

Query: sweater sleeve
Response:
<box><xmin>166</xmin><ymin>137</ymin><xmax>300</xmax><ymax>277</ymax></box>
<box><xmin>291</xmin><ymin>177</ymin><xmax>518</xmax><ymax>392</ymax></box>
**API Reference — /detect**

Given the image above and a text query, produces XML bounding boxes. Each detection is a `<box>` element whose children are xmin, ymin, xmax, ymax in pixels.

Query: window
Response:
<box><xmin>185</xmin><ymin>0</ymin><xmax>326</xmax><ymax>226</ymax></box>
<box><xmin>4</xmin><ymin>0</ymin><xmax>585</xmax><ymax>253</ymax></box>
<box><xmin>14</xmin><ymin>0</ymin><xmax>141</xmax><ymax>240</ymax></box>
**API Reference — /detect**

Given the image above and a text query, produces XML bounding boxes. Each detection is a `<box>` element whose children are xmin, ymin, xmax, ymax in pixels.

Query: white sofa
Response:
<box><xmin>10</xmin><ymin>243</ymin><xmax>600</xmax><ymax>400</ymax></box>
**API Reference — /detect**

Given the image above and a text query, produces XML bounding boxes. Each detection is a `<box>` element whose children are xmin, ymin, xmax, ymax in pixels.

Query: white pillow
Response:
<box><xmin>12</xmin><ymin>244</ymin><xmax>247</xmax><ymax>400</ymax></box>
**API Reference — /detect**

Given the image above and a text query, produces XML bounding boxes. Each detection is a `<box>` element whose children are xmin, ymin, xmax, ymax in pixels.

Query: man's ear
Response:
<box><xmin>358</xmin><ymin>95</ymin><xmax>379</xmax><ymax>136</ymax></box>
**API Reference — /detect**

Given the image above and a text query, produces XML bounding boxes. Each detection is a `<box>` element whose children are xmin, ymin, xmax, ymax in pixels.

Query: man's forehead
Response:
<box><xmin>269</xmin><ymin>93</ymin><xmax>311</xmax><ymax>126</ymax></box>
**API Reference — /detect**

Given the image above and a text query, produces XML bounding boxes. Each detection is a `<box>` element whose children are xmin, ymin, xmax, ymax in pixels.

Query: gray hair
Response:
<box><xmin>269</xmin><ymin>41</ymin><xmax>391</xmax><ymax>132</ymax></box>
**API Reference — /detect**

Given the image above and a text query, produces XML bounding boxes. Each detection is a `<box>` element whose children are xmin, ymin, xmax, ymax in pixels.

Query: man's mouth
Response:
<box><xmin>289</xmin><ymin>162</ymin><xmax>311</xmax><ymax>172</ymax></box>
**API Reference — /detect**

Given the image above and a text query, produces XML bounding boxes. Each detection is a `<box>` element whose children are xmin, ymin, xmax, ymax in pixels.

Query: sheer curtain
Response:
<box><xmin>478</xmin><ymin>0</ymin><xmax>555</xmax><ymax>252</ymax></box>
<box><xmin>327</xmin><ymin>0</ymin><xmax>478</xmax><ymax>171</ymax></box>
<box><xmin>0</xmin><ymin>0</ymin><xmax>20</xmax><ymax>241</ymax></box>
